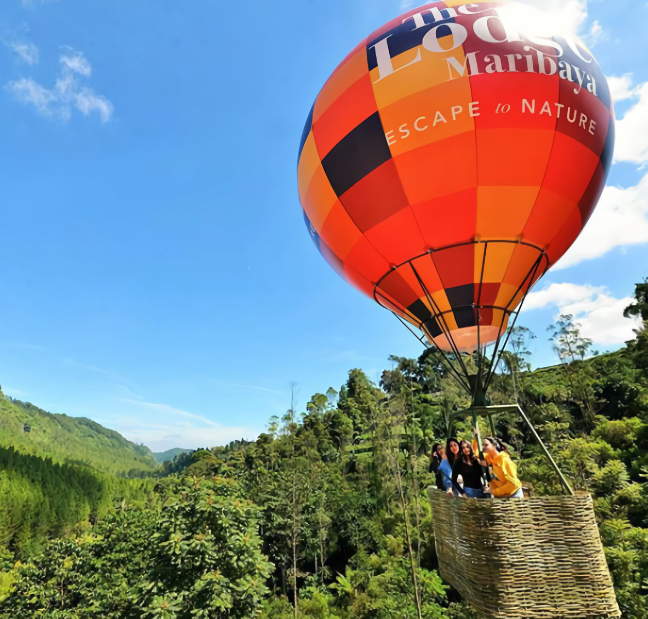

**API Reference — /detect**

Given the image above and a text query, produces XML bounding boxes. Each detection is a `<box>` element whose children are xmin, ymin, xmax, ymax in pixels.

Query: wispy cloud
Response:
<box><xmin>327</xmin><ymin>350</ymin><xmax>375</xmax><ymax>364</ymax></box>
<box><xmin>1</xmin><ymin>341</ymin><xmax>45</xmax><ymax>351</ymax></box>
<box><xmin>4</xmin><ymin>35</ymin><xmax>38</xmax><ymax>65</ymax></box>
<box><xmin>6</xmin><ymin>47</ymin><xmax>113</xmax><ymax>123</ymax></box>
<box><xmin>585</xmin><ymin>19</ymin><xmax>603</xmax><ymax>46</ymax></box>
<box><xmin>21</xmin><ymin>0</ymin><xmax>59</xmax><ymax>7</ymax></box>
<box><xmin>120</xmin><ymin>398</ymin><xmax>221</xmax><ymax>428</ymax></box>
<box><xmin>58</xmin><ymin>359</ymin><xmax>146</xmax><ymax>399</ymax></box>
<box><xmin>228</xmin><ymin>384</ymin><xmax>285</xmax><ymax>395</ymax></box>
<box><xmin>302</xmin><ymin>348</ymin><xmax>374</xmax><ymax>364</ymax></box>
<box><xmin>2</xmin><ymin>387</ymin><xmax>28</xmax><ymax>397</ymax></box>
<box><xmin>114</xmin><ymin>384</ymin><xmax>144</xmax><ymax>401</ymax></box>
<box><xmin>60</xmin><ymin>357</ymin><xmax>114</xmax><ymax>378</ymax></box>
<box><xmin>112</xmin><ymin>415</ymin><xmax>259</xmax><ymax>452</ymax></box>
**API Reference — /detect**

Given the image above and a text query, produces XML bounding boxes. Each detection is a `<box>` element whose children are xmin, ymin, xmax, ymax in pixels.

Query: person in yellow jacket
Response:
<box><xmin>473</xmin><ymin>434</ymin><xmax>523</xmax><ymax>499</ymax></box>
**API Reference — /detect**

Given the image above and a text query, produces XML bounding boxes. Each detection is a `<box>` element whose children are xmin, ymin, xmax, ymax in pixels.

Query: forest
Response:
<box><xmin>0</xmin><ymin>394</ymin><xmax>159</xmax><ymax>476</ymax></box>
<box><xmin>0</xmin><ymin>276</ymin><xmax>646</xmax><ymax>619</ymax></box>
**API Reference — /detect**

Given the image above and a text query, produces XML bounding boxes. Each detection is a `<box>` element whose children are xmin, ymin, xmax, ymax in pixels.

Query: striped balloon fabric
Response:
<box><xmin>297</xmin><ymin>0</ymin><xmax>614</xmax><ymax>353</ymax></box>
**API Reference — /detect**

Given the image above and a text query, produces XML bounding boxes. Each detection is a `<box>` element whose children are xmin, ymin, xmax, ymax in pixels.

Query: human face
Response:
<box><xmin>450</xmin><ymin>441</ymin><xmax>459</xmax><ymax>455</ymax></box>
<box><xmin>482</xmin><ymin>439</ymin><xmax>496</xmax><ymax>455</ymax></box>
<box><xmin>462</xmin><ymin>443</ymin><xmax>471</xmax><ymax>456</ymax></box>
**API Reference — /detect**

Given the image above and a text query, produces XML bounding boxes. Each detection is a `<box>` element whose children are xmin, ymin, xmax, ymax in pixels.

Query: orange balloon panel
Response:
<box><xmin>298</xmin><ymin>1</ymin><xmax>614</xmax><ymax>352</ymax></box>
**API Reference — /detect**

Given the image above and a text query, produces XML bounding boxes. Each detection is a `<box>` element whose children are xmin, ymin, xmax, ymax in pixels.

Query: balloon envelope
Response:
<box><xmin>298</xmin><ymin>1</ymin><xmax>614</xmax><ymax>352</ymax></box>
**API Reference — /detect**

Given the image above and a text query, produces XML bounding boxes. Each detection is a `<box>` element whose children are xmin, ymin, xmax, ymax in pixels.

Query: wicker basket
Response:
<box><xmin>428</xmin><ymin>490</ymin><xmax>620</xmax><ymax>618</ymax></box>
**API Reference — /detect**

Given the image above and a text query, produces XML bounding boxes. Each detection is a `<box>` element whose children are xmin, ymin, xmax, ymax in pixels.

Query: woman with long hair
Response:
<box><xmin>478</xmin><ymin>435</ymin><xmax>523</xmax><ymax>499</ymax></box>
<box><xmin>446</xmin><ymin>437</ymin><xmax>460</xmax><ymax>469</ymax></box>
<box><xmin>430</xmin><ymin>442</ymin><xmax>444</xmax><ymax>489</ymax></box>
<box><xmin>448</xmin><ymin>440</ymin><xmax>488</xmax><ymax>499</ymax></box>
<box><xmin>436</xmin><ymin>446</ymin><xmax>454</xmax><ymax>493</ymax></box>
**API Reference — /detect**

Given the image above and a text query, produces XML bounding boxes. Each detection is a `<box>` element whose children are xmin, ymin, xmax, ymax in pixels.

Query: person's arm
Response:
<box><xmin>451</xmin><ymin>460</ymin><xmax>466</xmax><ymax>496</ymax></box>
<box><xmin>439</xmin><ymin>461</ymin><xmax>453</xmax><ymax>493</ymax></box>
<box><xmin>490</xmin><ymin>457</ymin><xmax>520</xmax><ymax>497</ymax></box>
<box><xmin>472</xmin><ymin>436</ymin><xmax>491</xmax><ymax>466</ymax></box>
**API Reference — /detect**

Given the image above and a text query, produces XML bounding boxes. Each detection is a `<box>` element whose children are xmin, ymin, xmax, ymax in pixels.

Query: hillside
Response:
<box><xmin>0</xmin><ymin>445</ymin><xmax>156</xmax><ymax>558</ymax></box>
<box><xmin>0</xmin><ymin>388</ymin><xmax>158</xmax><ymax>476</ymax></box>
<box><xmin>3</xmin><ymin>320</ymin><xmax>647</xmax><ymax>618</ymax></box>
<box><xmin>152</xmin><ymin>447</ymin><xmax>192</xmax><ymax>463</ymax></box>
<box><xmin>0</xmin><ymin>279</ymin><xmax>645</xmax><ymax>618</ymax></box>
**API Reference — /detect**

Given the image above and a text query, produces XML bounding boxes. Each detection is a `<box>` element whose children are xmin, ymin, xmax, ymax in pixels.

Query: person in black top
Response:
<box><xmin>446</xmin><ymin>440</ymin><xmax>490</xmax><ymax>499</ymax></box>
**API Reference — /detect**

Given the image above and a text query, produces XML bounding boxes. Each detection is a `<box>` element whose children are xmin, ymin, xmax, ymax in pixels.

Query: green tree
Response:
<box><xmin>1</xmin><ymin>476</ymin><xmax>272</xmax><ymax>619</ymax></box>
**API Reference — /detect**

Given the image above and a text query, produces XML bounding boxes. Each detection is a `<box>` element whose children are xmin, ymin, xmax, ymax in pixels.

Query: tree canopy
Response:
<box><xmin>1</xmin><ymin>276</ymin><xmax>648</xmax><ymax>618</ymax></box>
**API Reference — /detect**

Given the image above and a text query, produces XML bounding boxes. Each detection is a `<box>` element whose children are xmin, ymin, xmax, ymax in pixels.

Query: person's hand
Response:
<box><xmin>483</xmin><ymin>487</ymin><xmax>492</xmax><ymax>494</ymax></box>
<box><xmin>459</xmin><ymin>493</ymin><xmax>467</xmax><ymax>499</ymax></box>
<box><xmin>445</xmin><ymin>489</ymin><xmax>453</xmax><ymax>498</ymax></box>
<box><xmin>479</xmin><ymin>459</ymin><xmax>487</xmax><ymax>467</ymax></box>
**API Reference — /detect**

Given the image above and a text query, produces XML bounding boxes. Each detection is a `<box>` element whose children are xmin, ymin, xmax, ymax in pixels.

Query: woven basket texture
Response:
<box><xmin>428</xmin><ymin>490</ymin><xmax>620</xmax><ymax>618</ymax></box>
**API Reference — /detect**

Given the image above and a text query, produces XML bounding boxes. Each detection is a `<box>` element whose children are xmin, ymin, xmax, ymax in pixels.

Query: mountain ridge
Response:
<box><xmin>0</xmin><ymin>386</ymin><xmax>158</xmax><ymax>476</ymax></box>
<box><xmin>152</xmin><ymin>447</ymin><xmax>192</xmax><ymax>463</ymax></box>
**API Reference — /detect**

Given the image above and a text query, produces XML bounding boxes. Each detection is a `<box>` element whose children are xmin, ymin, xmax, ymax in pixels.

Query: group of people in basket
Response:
<box><xmin>430</xmin><ymin>431</ymin><xmax>524</xmax><ymax>499</ymax></box>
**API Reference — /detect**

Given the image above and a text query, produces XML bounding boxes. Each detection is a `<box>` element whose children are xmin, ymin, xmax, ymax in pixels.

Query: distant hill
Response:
<box><xmin>0</xmin><ymin>387</ymin><xmax>158</xmax><ymax>476</ymax></box>
<box><xmin>153</xmin><ymin>447</ymin><xmax>192</xmax><ymax>463</ymax></box>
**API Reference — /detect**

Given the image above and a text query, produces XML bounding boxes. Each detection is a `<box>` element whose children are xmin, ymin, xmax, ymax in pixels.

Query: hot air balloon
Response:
<box><xmin>298</xmin><ymin>0</ymin><xmax>613</xmax><ymax>366</ymax></box>
<box><xmin>297</xmin><ymin>3</ymin><xmax>620</xmax><ymax>617</ymax></box>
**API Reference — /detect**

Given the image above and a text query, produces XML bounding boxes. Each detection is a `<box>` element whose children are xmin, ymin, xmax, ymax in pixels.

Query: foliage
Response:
<box><xmin>0</xmin><ymin>389</ymin><xmax>158</xmax><ymax>476</ymax></box>
<box><xmin>152</xmin><ymin>448</ymin><xmax>192</xmax><ymax>464</ymax></box>
<box><xmin>625</xmin><ymin>278</ymin><xmax>648</xmax><ymax>324</ymax></box>
<box><xmin>0</xmin><ymin>476</ymin><xmax>272</xmax><ymax>618</ymax></box>
<box><xmin>1</xmin><ymin>277</ymin><xmax>648</xmax><ymax>617</ymax></box>
<box><xmin>0</xmin><ymin>445</ymin><xmax>156</xmax><ymax>559</ymax></box>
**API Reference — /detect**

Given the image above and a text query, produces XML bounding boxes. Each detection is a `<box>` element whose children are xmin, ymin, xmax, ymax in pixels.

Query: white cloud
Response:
<box><xmin>5</xmin><ymin>39</ymin><xmax>39</xmax><ymax>65</ymax></box>
<box><xmin>399</xmin><ymin>0</ymin><xmax>590</xmax><ymax>36</ymax></box>
<box><xmin>555</xmin><ymin>172</ymin><xmax>648</xmax><ymax>269</ymax></box>
<box><xmin>545</xmin><ymin>72</ymin><xmax>648</xmax><ymax>269</ymax></box>
<box><xmin>516</xmin><ymin>0</ymin><xmax>589</xmax><ymax>37</ymax></box>
<box><xmin>60</xmin><ymin>48</ymin><xmax>91</xmax><ymax>76</ymax></box>
<box><xmin>114</xmin><ymin>415</ymin><xmax>259</xmax><ymax>453</ymax></box>
<box><xmin>525</xmin><ymin>283</ymin><xmax>637</xmax><ymax>344</ymax></box>
<box><xmin>525</xmin><ymin>282</ymin><xmax>604</xmax><ymax>311</ymax></box>
<box><xmin>589</xmin><ymin>19</ymin><xmax>602</xmax><ymax>40</ymax></box>
<box><xmin>607</xmin><ymin>74</ymin><xmax>639</xmax><ymax>103</ymax></box>
<box><xmin>6</xmin><ymin>48</ymin><xmax>113</xmax><ymax>123</ymax></box>
<box><xmin>614</xmin><ymin>79</ymin><xmax>648</xmax><ymax>164</ymax></box>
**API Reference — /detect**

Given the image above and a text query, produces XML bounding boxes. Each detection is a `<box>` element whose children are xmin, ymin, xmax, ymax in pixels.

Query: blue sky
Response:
<box><xmin>0</xmin><ymin>0</ymin><xmax>646</xmax><ymax>452</ymax></box>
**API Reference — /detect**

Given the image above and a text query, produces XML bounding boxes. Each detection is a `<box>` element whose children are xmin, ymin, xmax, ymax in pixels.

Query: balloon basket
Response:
<box><xmin>428</xmin><ymin>489</ymin><xmax>620</xmax><ymax>619</ymax></box>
